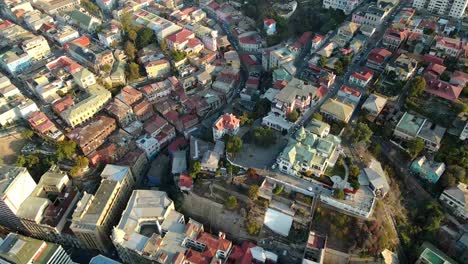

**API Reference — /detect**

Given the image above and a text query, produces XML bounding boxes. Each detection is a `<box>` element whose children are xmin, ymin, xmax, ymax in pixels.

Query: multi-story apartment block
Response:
<box><xmin>0</xmin><ymin>48</ymin><xmax>32</xmax><ymax>74</ymax></box>
<box><xmin>21</xmin><ymin>35</ymin><xmax>51</xmax><ymax>61</ymax></box>
<box><xmin>65</xmin><ymin>36</ymin><xmax>115</xmax><ymax>72</ymax></box>
<box><xmin>66</xmin><ymin>115</ymin><xmax>117</xmax><ymax>156</ymax></box>
<box><xmin>60</xmin><ymin>84</ymin><xmax>111</xmax><ymax>128</ymax></box>
<box><xmin>112</xmin><ymin>190</ymin><xmax>232</xmax><ymax>264</ymax></box>
<box><xmin>320</xmin><ymin>98</ymin><xmax>355</xmax><ymax>123</ymax></box>
<box><xmin>366</xmin><ymin>48</ymin><xmax>392</xmax><ymax>70</ymax></box>
<box><xmin>439</xmin><ymin>182</ymin><xmax>467</xmax><ymax>220</ymax></box>
<box><xmin>98</xmin><ymin>21</ymin><xmax>122</xmax><ymax>47</ymax></box>
<box><xmin>212</xmin><ymin>113</ymin><xmax>240</xmax><ymax>141</ymax></box>
<box><xmin>46</xmin><ymin>25</ymin><xmax>80</xmax><ymax>45</ymax></box>
<box><xmin>413</xmin><ymin>0</ymin><xmax>468</xmax><ymax>19</ymax></box>
<box><xmin>382</xmin><ymin>29</ymin><xmax>408</xmax><ymax>50</ymax></box>
<box><xmin>16</xmin><ymin>166</ymin><xmax>82</xmax><ymax>248</ymax></box>
<box><xmin>116</xmin><ymin>85</ymin><xmax>144</xmax><ymax>107</ymax></box>
<box><xmin>133</xmin><ymin>9</ymin><xmax>182</xmax><ymax>42</ymax></box>
<box><xmin>23</xmin><ymin>10</ymin><xmax>54</xmax><ymax>32</ymax></box>
<box><xmin>32</xmin><ymin>0</ymin><xmax>80</xmax><ymax>15</ymax></box>
<box><xmin>140</xmin><ymin>77</ymin><xmax>178</xmax><ymax>103</ymax></box>
<box><xmin>144</xmin><ymin>59</ymin><xmax>171</xmax><ymax>79</ymax></box>
<box><xmin>434</xmin><ymin>36</ymin><xmax>465</xmax><ymax>58</ymax></box>
<box><xmin>0</xmin><ymin>233</ymin><xmax>74</xmax><ymax>264</ymax></box>
<box><xmin>0</xmin><ymin>166</ymin><xmax>36</xmax><ymax>233</ymax></box>
<box><xmin>165</xmin><ymin>28</ymin><xmax>204</xmax><ymax>54</ymax></box>
<box><xmin>323</xmin><ymin>0</ymin><xmax>363</xmax><ymax>14</ymax></box>
<box><xmin>184</xmin><ymin>21</ymin><xmax>218</xmax><ymax>51</ymax></box>
<box><xmin>269</xmin><ymin>47</ymin><xmax>295</xmax><ymax>70</ymax></box>
<box><xmin>136</xmin><ymin>134</ymin><xmax>160</xmax><ymax>159</ymax></box>
<box><xmin>271</xmin><ymin>78</ymin><xmax>319</xmax><ymax>118</ymax></box>
<box><xmin>71</xmin><ymin>165</ymin><xmax>135</xmax><ymax>254</ymax></box>
<box><xmin>277</xmin><ymin>120</ymin><xmax>341</xmax><ymax>177</ymax></box>
<box><xmin>238</xmin><ymin>31</ymin><xmax>263</xmax><ymax>53</ymax></box>
<box><xmin>393</xmin><ymin>112</ymin><xmax>446</xmax><ymax>151</ymax></box>
<box><xmin>105</xmin><ymin>98</ymin><xmax>135</xmax><ymax>127</ymax></box>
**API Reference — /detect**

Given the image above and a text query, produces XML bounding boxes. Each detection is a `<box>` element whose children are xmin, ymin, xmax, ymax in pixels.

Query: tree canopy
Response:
<box><xmin>348</xmin><ymin>123</ymin><xmax>373</xmax><ymax>144</ymax></box>
<box><xmin>56</xmin><ymin>140</ymin><xmax>77</xmax><ymax>161</ymax></box>
<box><xmin>126</xmin><ymin>62</ymin><xmax>141</xmax><ymax>81</ymax></box>
<box><xmin>137</xmin><ymin>28</ymin><xmax>155</xmax><ymax>49</ymax></box>
<box><xmin>287</xmin><ymin>110</ymin><xmax>300</xmax><ymax>122</ymax></box>
<box><xmin>226</xmin><ymin>136</ymin><xmax>243</xmax><ymax>154</ymax></box>
<box><xmin>409</xmin><ymin>76</ymin><xmax>426</xmax><ymax>97</ymax></box>
<box><xmin>21</xmin><ymin>129</ymin><xmax>34</xmax><ymax>140</ymax></box>
<box><xmin>408</xmin><ymin>138</ymin><xmax>425</xmax><ymax>159</ymax></box>
<box><xmin>248</xmin><ymin>185</ymin><xmax>259</xmax><ymax>200</ymax></box>
<box><xmin>225</xmin><ymin>196</ymin><xmax>238</xmax><ymax>209</ymax></box>
<box><xmin>252</xmin><ymin>127</ymin><xmax>276</xmax><ymax>147</ymax></box>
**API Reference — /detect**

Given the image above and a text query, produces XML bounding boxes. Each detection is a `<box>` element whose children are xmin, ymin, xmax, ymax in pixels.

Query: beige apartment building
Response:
<box><xmin>70</xmin><ymin>165</ymin><xmax>134</xmax><ymax>254</ymax></box>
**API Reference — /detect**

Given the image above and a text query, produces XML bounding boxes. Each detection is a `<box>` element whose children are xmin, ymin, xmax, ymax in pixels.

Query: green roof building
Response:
<box><xmin>277</xmin><ymin>119</ymin><xmax>341</xmax><ymax>177</ymax></box>
<box><xmin>0</xmin><ymin>233</ymin><xmax>73</xmax><ymax>264</ymax></box>
<box><xmin>416</xmin><ymin>242</ymin><xmax>457</xmax><ymax>264</ymax></box>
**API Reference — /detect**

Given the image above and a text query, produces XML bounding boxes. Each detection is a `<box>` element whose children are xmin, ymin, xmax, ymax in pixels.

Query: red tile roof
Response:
<box><xmin>423</xmin><ymin>54</ymin><xmax>444</xmax><ymax>65</ymax></box>
<box><xmin>240</xmin><ymin>54</ymin><xmax>259</xmax><ymax>66</ymax></box>
<box><xmin>367</xmin><ymin>48</ymin><xmax>392</xmax><ymax>64</ymax></box>
<box><xmin>144</xmin><ymin>115</ymin><xmax>168</xmax><ymax>135</ymax></box>
<box><xmin>264</xmin><ymin>18</ymin><xmax>276</xmax><ymax>26</ymax></box>
<box><xmin>187</xmin><ymin>37</ymin><xmax>203</xmax><ymax>48</ymax></box>
<box><xmin>46</xmin><ymin>56</ymin><xmax>82</xmax><ymax>75</ymax></box>
<box><xmin>52</xmin><ymin>96</ymin><xmax>75</xmax><ymax>113</ymax></box>
<box><xmin>424</xmin><ymin>63</ymin><xmax>446</xmax><ymax>80</ymax></box>
<box><xmin>350</xmin><ymin>68</ymin><xmax>374</xmax><ymax>82</ymax></box>
<box><xmin>28</xmin><ymin>111</ymin><xmax>55</xmax><ymax>134</ymax></box>
<box><xmin>317</xmin><ymin>86</ymin><xmax>328</xmax><ymax>98</ymax></box>
<box><xmin>239</xmin><ymin>34</ymin><xmax>261</xmax><ymax>45</ymax></box>
<box><xmin>64</xmin><ymin>35</ymin><xmax>90</xmax><ymax>50</ymax></box>
<box><xmin>436</xmin><ymin>36</ymin><xmax>463</xmax><ymax>50</ymax></box>
<box><xmin>214</xmin><ymin>113</ymin><xmax>240</xmax><ymax>132</ymax></box>
<box><xmin>185</xmin><ymin>249</ymin><xmax>209</xmax><ymax>264</ymax></box>
<box><xmin>168</xmin><ymin>137</ymin><xmax>188</xmax><ymax>153</ymax></box>
<box><xmin>179</xmin><ymin>174</ymin><xmax>193</xmax><ymax>189</ymax></box>
<box><xmin>208</xmin><ymin>1</ymin><xmax>220</xmax><ymax>10</ymax></box>
<box><xmin>166</xmin><ymin>29</ymin><xmax>194</xmax><ymax>44</ymax></box>
<box><xmin>0</xmin><ymin>20</ymin><xmax>14</xmax><ymax>30</ymax></box>
<box><xmin>273</xmin><ymin>80</ymin><xmax>288</xmax><ymax>89</ymax></box>
<box><xmin>425</xmin><ymin>79</ymin><xmax>463</xmax><ymax>101</ymax></box>
<box><xmin>298</xmin><ymin>31</ymin><xmax>313</xmax><ymax>45</ymax></box>
<box><xmin>312</xmin><ymin>34</ymin><xmax>324</xmax><ymax>44</ymax></box>
<box><xmin>450</xmin><ymin>70</ymin><xmax>468</xmax><ymax>86</ymax></box>
<box><xmin>340</xmin><ymin>85</ymin><xmax>362</xmax><ymax>97</ymax></box>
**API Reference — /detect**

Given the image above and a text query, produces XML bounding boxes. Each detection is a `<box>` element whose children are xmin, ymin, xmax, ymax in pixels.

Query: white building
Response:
<box><xmin>70</xmin><ymin>165</ymin><xmax>134</xmax><ymax>254</ymax></box>
<box><xmin>323</xmin><ymin>0</ymin><xmax>363</xmax><ymax>14</ymax></box>
<box><xmin>0</xmin><ymin>166</ymin><xmax>37</xmax><ymax>233</ymax></box>
<box><xmin>112</xmin><ymin>190</ymin><xmax>232</xmax><ymax>264</ymax></box>
<box><xmin>212</xmin><ymin>113</ymin><xmax>240</xmax><ymax>141</ymax></box>
<box><xmin>413</xmin><ymin>0</ymin><xmax>468</xmax><ymax>19</ymax></box>
<box><xmin>136</xmin><ymin>134</ymin><xmax>160</xmax><ymax>159</ymax></box>
<box><xmin>21</xmin><ymin>35</ymin><xmax>51</xmax><ymax>61</ymax></box>
<box><xmin>439</xmin><ymin>182</ymin><xmax>467</xmax><ymax>220</ymax></box>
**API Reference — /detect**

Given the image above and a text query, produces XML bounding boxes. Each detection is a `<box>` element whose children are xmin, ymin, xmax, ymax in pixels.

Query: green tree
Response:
<box><xmin>348</xmin><ymin>122</ymin><xmax>373</xmax><ymax>144</ymax></box>
<box><xmin>226</xmin><ymin>136</ymin><xmax>243</xmax><ymax>154</ymax></box>
<box><xmin>170</xmin><ymin>50</ymin><xmax>187</xmax><ymax>62</ymax></box>
<box><xmin>124</xmin><ymin>41</ymin><xmax>136</xmax><ymax>61</ymax></box>
<box><xmin>191</xmin><ymin>160</ymin><xmax>201</xmax><ymax>174</ymax></box>
<box><xmin>408</xmin><ymin>138</ymin><xmax>425</xmax><ymax>159</ymax></box>
<box><xmin>287</xmin><ymin>110</ymin><xmax>300</xmax><ymax>122</ymax></box>
<box><xmin>252</xmin><ymin>127</ymin><xmax>276</xmax><ymax>147</ymax></box>
<box><xmin>248</xmin><ymin>185</ymin><xmax>259</xmax><ymax>200</ymax></box>
<box><xmin>239</xmin><ymin>112</ymin><xmax>253</xmax><ymax>126</ymax></box>
<box><xmin>440</xmin><ymin>165</ymin><xmax>466</xmax><ymax>188</ymax></box>
<box><xmin>75</xmin><ymin>155</ymin><xmax>89</xmax><ymax>168</ymax></box>
<box><xmin>312</xmin><ymin>112</ymin><xmax>323</xmax><ymax>121</ymax></box>
<box><xmin>56</xmin><ymin>140</ymin><xmax>77</xmax><ymax>161</ymax></box>
<box><xmin>272</xmin><ymin>185</ymin><xmax>283</xmax><ymax>195</ymax></box>
<box><xmin>334</xmin><ymin>189</ymin><xmax>345</xmax><ymax>200</ymax></box>
<box><xmin>21</xmin><ymin>129</ymin><xmax>34</xmax><ymax>140</ymax></box>
<box><xmin>409</xmin><ymin>76</ymin><xmax>426</xmax><ymax>97</ymax></box>
<box><xmin>80</xmin><ymin>0</ymin><xmax>100</xmax><ymax>17</ymax></box>
<box><xmin>440</xmin><ymin>71</ymin><xmax>451</xmax><ymax>82</ymax></box>
<box><xmin>351</xmin><ymin>179</ymin><xmax>360</xmax><ymax>190</ymax></box>
<box><xmin>225</xmin><ymin>195</ymin><xmax>238</xmax><ymax>209</ymax></box>
<box><xmin>334</xmin><ymin>61</ymin><xmax>344</xmax><ymax>75</ymax></box>
<box><xmin>319</xmin><ymin>56</ymin><xmax>327</xmax><ymax>68</ymax></box>
<box><xmin>128</xmin><ymin>30</ymin><xmax>137</xmax><ymax>43</ymax></box>
<box><xmin>370</xmin><ymin>143</ymin><xmax>382</xmax><ymax>157</ymax></box>
<box><xmin>349</xmin><ymin>165</ymin><xmax>360</xmax><ymax>178</ymax></box>
<box><xmin>127</xmin><ymin>62</ymin><xmax>141</xmax><ymax>81</ymax></box>
<box><xmin>101</xmin><ymin>64</ymin><xmax>112</xmax><ymax>72</ymax></box>
<box><xmin>137</xmin><ymin>28</ymin><xmax>155</xmax><ymax>49</ymax></box>
<box><xmin>246</xmin><ymin>219</ymin><xmax>261</xmax><ymax>235</ymax></box>
<box><xmin>160</xmin><ymin>39</ymin><xmax>167</xmax><ymax>50</ymax></box>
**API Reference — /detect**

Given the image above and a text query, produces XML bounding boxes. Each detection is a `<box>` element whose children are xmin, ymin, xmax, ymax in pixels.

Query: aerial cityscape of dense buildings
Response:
<box><xmin>0</xmin><ymin>0</ymin><xmax>466</xmax><ymax>263</ymax></box>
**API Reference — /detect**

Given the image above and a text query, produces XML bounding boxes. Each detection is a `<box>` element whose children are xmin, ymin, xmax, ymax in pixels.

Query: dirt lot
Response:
<box><xmin>0</xmin><ymin>133</ymin><xmax>26</xmax><ymax>165</ymax></box>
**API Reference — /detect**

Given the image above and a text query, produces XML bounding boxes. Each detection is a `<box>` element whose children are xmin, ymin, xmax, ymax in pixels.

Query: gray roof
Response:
<box><xmin>364</xmin><ymin>159</ymin><xmax>390</xmax><ymax>195</ymax></box>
